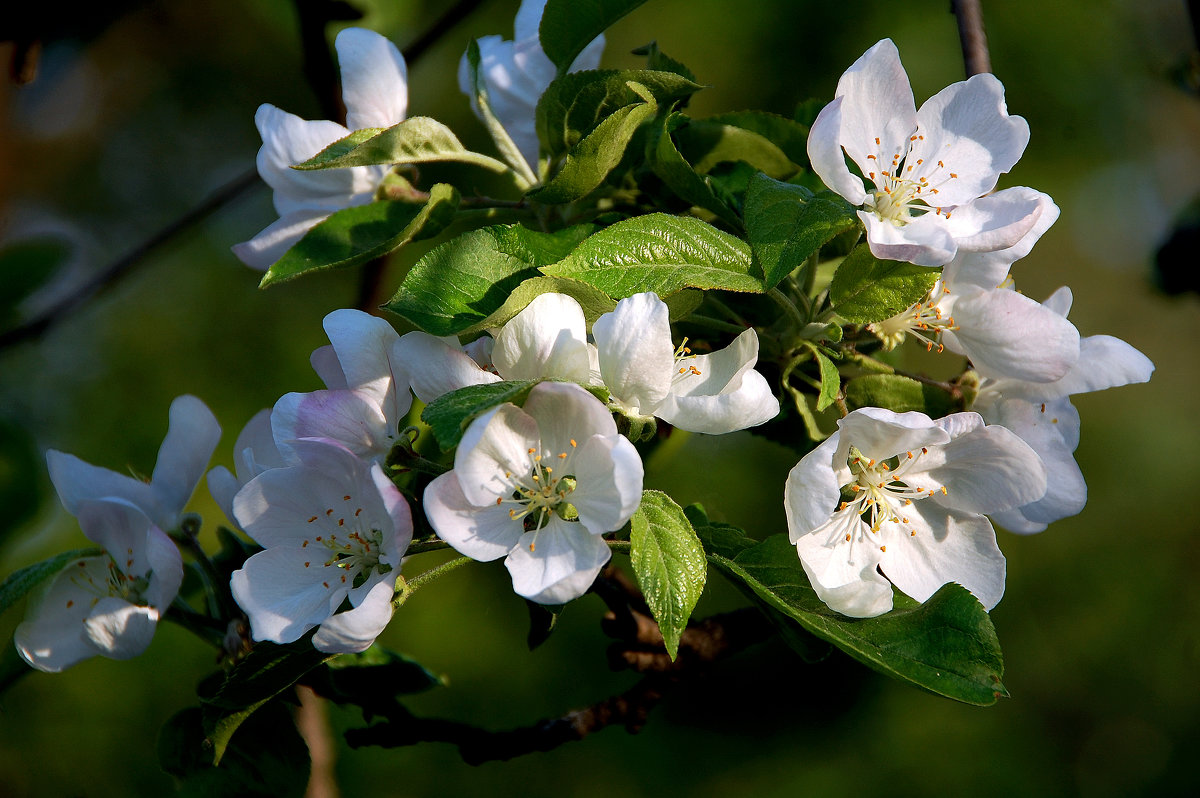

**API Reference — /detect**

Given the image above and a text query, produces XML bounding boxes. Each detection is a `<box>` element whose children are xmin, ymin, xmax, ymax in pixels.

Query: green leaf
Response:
<box><xmin>464</xmin><ymin>41</ymin><xmax>539</xmax><ymax>186</ymax></box>
<box><xmin>421</xmin><ymin>380</ymin><xmax>540</xmax><ymax>450</ymax></box>
<box><xmin>646</xmin><ymin>113</ymin><xmax>742</xmax><ymax>228</ymax></box>
<box><xmin>686</xmin><ymin>111</ymin><xmax>811</xmax><ymax>168</ymax></box>
<box><xmin>629</xmin><ymin>490</ymin><xmax>707</xmax><ymax>659</ymax></box>
<box><xmin>673</xmin><ymin>117</ymin><xmax>801</xmax><ymax>178</ymax></box>
<box><xmin>744</xmin><ymin>173</ymin><xmax>860</xmax><ymax>289</ymax></box>
<box><xmin>260</xmin><ymin>184</ymin><xmax>460</xmax><ymax>287</ymax></box>
<box><xmin>384</xmin><ymin>223</ymin><xmax>595</xmax><ymax>336</ymax></box>
<box><xmin>814</xmin><ymin>349</ymin><xmax>840</xmax><ymax>412</ymax></box>
<box><xmin>306</xmin><ymin>646</ymin><xmax>443</xmax><ymax>708</ymax></box>
<box><xmin>292</xmin><ymin>117</ymin><xmax>511</xmax><ymax>174</ymax></box>
<box><xmin>528</xmin><ymin>93</ymin><xmax>658</xmax><ymax>205</ymax></box>
<box><xmin>537</xmin><ymin>68</ymin><xmax>703</xmax><ymax>157</ymax></box>
<box><xmin>630</xmin><ymin>41</ymin><xmax>696</xmax><ymax>82</ymax></box>
<box><xmin>458</xmin><ymin>275</ymin><xmax>617</xmax><ymax>336</ymax></box>
<box><xmin>543</xmin><ymin>212</ymin><xmax>765</xmax><ymax>298</ymax></box>
<box><xmin>844</xmin><ymin>374</ymin><xmax>959</xmax><ymax>418</ymax></box>
<box><xmin>0</xmin><ymin>548</ymin><xmax>103</xmax><ymax>617</ymax></box>
<box><xmin>0</xmin><ymin>238</ymin><xmax>69</xmax><ymax>325</ymax></box>
<box><xmin>709</xmin><ymin>535</ymin><xmax>1007</xmax><ymax>705</ymax></box>
<box><xmin>540</xmin><ymin>0</ymin><xmax>649</xmax><ymax>76</ymax></box>
<box><xmin>829</xmin><ymin>243</ymin><xmax>940</xmax><ymax>324</ymax></box>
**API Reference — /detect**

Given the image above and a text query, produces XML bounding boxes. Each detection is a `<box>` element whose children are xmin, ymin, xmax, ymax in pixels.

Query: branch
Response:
<box><xmin>950</xmin><ymin>0</ymin><xmax>992</xmax><ymax>77</ymax></box>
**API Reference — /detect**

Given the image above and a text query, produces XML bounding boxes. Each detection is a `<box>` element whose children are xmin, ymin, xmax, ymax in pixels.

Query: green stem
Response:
<box><xmin>681</xmin><ymin>314</ymin><xmax>748</xmax><ymax>335</ymax></box>
<box><xmin>606</xmin><ymin>540</ymin><xmax>632</xmax><ymax>554</ymax></box>
<box><xmin>768</xmin><ymin>287</ymin><xmax>806</xmax><ymax>330</ymax></box>
<box><xmin>405</xmin><ymin>538</ymin><xmax>453</xmax><ymax>555</ymax></box>
<box><xmin>843</xmin><ymin>351</ymin><xmax>896</xmax><ymax>374</ymax></box>
<box><xmin>165</xmin><ymin>600</ymin><xmax>227</xmax><ymax>648</ymax></box>
<box><xmin>393</xmin><ymin>556</ymin><xmax>473</xmax><ymax>610</ymax></box>
<box><xmin>704</xmin><ymin>295</ymin><xmax>750</xmax><ymax>327</ymax></box>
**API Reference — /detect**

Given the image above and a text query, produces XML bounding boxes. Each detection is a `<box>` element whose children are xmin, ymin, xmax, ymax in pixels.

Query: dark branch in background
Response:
<box><xmin>0</xmin><ymin>0</ymin><xmax>492</xmax><ymax>353</ymax></box>
<box><xmin>950</xmin><ymin>0</ymin><xmax>992</xmax><ymax>77</ymax></box>
<box><xmin>296</xmin><ymin>0</ymin><xmax>363</xmax><ymax>123</ymax></box>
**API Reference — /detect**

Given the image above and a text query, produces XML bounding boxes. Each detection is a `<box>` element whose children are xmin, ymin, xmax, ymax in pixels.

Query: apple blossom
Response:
<box><xmin>231</xmin><ymin>439</ymin><xmax>412</xmax><ymax>653</ymax></box>
<box><xmin>206</xmin><ymin>409</ymin><xmax>288</xmax><ymax>528</ymax></box>
<box><xmin>47</xmin><ymin>394</ymin><xmax>220</xmax><ymax>534</ymax></box>
<box><xmin>424</xmin><ymin>381</ymin><xmax>642</xmax><ymax>604</ymax></box>
<box><xmin>457</xmin><ymin>0</ymin><xmax>605</xmax><ymax>170</ymax></box>
<box><xmin>808</xmin><ymin>38</ymin><xmax>1041</xmax><ymax>266</ymax></box>
<box><xmin>784</xmin><ymin>407</ymin><xmax>1047</xmax><ymax>618</ymax></box>
<box><xmin>232</xmin><ymin>28</ymin><xmax>409</xmax><ymax>270</ymax></box>
<box><xmin>16</xmin><ymin>498</ymin><xmax>184</xmax><ymax>672</ymax></box>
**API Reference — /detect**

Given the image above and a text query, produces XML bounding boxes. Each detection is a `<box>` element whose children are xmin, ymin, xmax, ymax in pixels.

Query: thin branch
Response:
<box><xmin>950</xmin><ymin>0</ymin><xmax>992</xmax><ymax>77</ymax></box>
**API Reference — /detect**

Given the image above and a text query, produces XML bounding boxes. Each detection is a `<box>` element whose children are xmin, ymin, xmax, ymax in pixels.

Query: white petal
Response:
<box><xmin>505</xmin><ymin>519</ymin><xmax>612</xmax><ymax>604</ymax></box>
<box><xmin>393</xmin><ymin>331</ymin><xmax>500</xmax><ymax>404</ymax></box>
<box><xmin>1040</xmin><ymin>335</ymin><xmax>1155</xmax><ymax>399</ymax></box>
<box><xmin>15</xmin><ymin>557</ymin><xmax>111</xmax><ymax>672</ymax></box>
<box><xmin>523</xmin><ymin>381</ymin><xmax>617</xmax><ymax>455</ymax></box>
<box><xmin>231</xmin><ymin>547</ymin><xmax>344</xmax><ymax>644</ymax></box>
<box><xmin>941</xmin><ymin>287</ymin><xmax>1080</xmax><ymax>383</ymax></box>
<box><xmin>592</xmin><ymin>292</ymin><xmax>675</xmax><ymax>416</ymax></box>
<box><xmin>514</xmin><ymin>0</ymin><xmax>547</xmax><ymax>41</ymax></box>
<box><xmin>272</xmin><ymin>388</ymin><xmax>394</xmax><ymax>462</ymax></box>
<box><xmin>370</xmin><ymin>463</ymin><xmax>414</xmax><ymax>560</ymax></box>
<box><xmin>942</xmin><ymin>189</ymin><xmax>1059</xmax><ymax>289</ymax></box>
<box><xmin>207</xmin><ymin>466</ymin><xmax>240</xmax><ymax>527</ymax></box>
<box><xmin>659</xmin><ymin>328</ymin><xmax>779</xmax><ymax>433</ymax></box>
<box><xmin>311</xmin><ymin>345</ymin><xmax>348</xmax><ymax>389</ymax></box>
<box><xmin>83</xmin><ymin>598</ymin><xmax>159</xmax><ymax>660</ymax></box>
<box><xmin>313</xmin><ymin>579</ymin><xmax>395</xmax><ymax>653</ymax></box>
<box><xmin>836</xmin><ymin>407</ymin><xmax>948</xmax><ymax>463</ymax></box>
<box><xmin>880</xmin><ymin>505</ymin><xmax>1005</xmax><ymax>610</ymax></box>
<box><xmin>939</xmin><ymin>189</ymin><xmax>1043</xmax><ymax>254</ymax></box>
<box><xmin>46</xmin><ymin>450</ymin><xmax>154</xmax><ymax>522</ymax></box>
<box><xmin>232</xmin><ymin>409</ymin><xmax>287</xmax><ymax>481</ymax></box>
<box><xmin>143</xmin><ymin>524</ymin><xmax>185</xmax><ymax>610</ymax></box>
<box><xmin>908</xmin><ymin>73</ymin><xmax>1029</xmax><ymax>207</ymax></box>
<box><xmin>784</xmin><ymin>433</ymin><xmax>843</xmax><ymax>541</ymax></box>
<box><xmin>423</xmin><ymin>472</ymin><xmax>524</xmax><ymax>561</ymax></box>
<box><xmin>253</xmin><ymin>104</ymin><xmax>369</xmax><ymax>216</ymax></box>
<box><xmin>860</xmin><ymin>209</ymin><xmax>957</xmax><ymax>267</ymax></box>
<box><xmin>150</xmin><ymin>395</ymin><xmax>221</xmax><ymax>530</ymax></box>
<box><xmin>807</xmin><ymin>98</ymin><xmax>867</xmax><ymax>206</ymax></box>
<box><xmin>231</xmin><ymin>208</ymin><xmax>329</xmax><ymax>271</ymax></box>
<box><xmin>322</xmin><ymin>309</ymin><xmax>409</xmax><ymax>427</ymax></box>
<box><xmin>335</xmin><ymin>28</ymin><xmax>409</xmax><ymax>131</ymax></box>
<box><xmin>75</xmin><ymin>498</ymin><xmax>153</xmax><ymax>575</ymax></box>
<box><xmin>493</xmin><ymin>293</ymin><xmax>591</xmax><ymax>382</ymax></box>
<box><xmin>794</xmin><ymin>510</ymin><xmax>893</xmax><ymax>618</ymax></box>
<box><xmin>567</xmin><ymin>434</ymin><xmax>644</xmax><ymax>534</ymax></box>
<box><xmin>455</xmin><ymin>404</ymin><xmax>541</xmax><ymax>506</ymax></box>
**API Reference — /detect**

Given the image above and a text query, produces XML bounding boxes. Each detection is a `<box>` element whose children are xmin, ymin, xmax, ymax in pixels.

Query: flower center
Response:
<box><xmin>66</xmin><ymin>554</ymin><xmax>151</xmax><ymax>611</ymax></box>
<box><xmin>860</xmin><ymin>135</ymin><xmax>960</xmax><ymax>225</ymax></box>
<box><xmin>670</xmin><ymin>338</ymin><xmax>703</xmax><ymax>386</ymax></box>
<box><xmin>835</xmin><ymin>445</ymin><xmax>948</xmax><ymax>548</ymax></box>
<box><xmin>867</xmin><ymin>281</ymin><xmax>957</xmax><ymax>351</ymax></box>
<box><xmin>499</xmin><ymin>440</ymin><xmax>580</xmax><ymax>532</ymax></box>
<box><xmin>301</xmin><ymin>496</ymin><xmax>391</xmax><ymax>590</ymax></box>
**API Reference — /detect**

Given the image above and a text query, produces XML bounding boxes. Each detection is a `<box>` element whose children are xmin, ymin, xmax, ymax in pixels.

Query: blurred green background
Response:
<box><xmin>1</xmin><ymin>0</ymin><xmax>1197</xmax><ymax>795</ymax></box>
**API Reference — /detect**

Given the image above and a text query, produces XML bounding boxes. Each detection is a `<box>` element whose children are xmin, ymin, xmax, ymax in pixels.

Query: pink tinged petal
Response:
<box><xmin>939</xmin><ymin>189</ymin><xmax>1043</xmax><ymax>254</ymax></box>
<box><xmin>568</xmin><ymin>435</ymin><xmax>644</xmax><ymax>534</ymax></box>
<box><xmin>784</xmin><ymin>434</ymin><xmax>844</xmax><ymax>540</ymax></box>
<box><xmin>1041</xmin><ymin>285</ymin><xmax>1073</xmax><ymax>317</ymax></box>
<box><xmin>941</xmin><ymin>287</ymin><xmax>1080</xmax><ymax>383</ymax></box>
<box><xmin>394</xmin><ymin>331</ymin><xmax>499</xmax><ymax>404</ymax></box>
<box><xmin>860</xmin><ymin>209</ymin><xmax>957</xmax><ymax>267</ymax></box>
<box><xmin>455</xmin><ymin>404</ymin><xmax>541</xmax><ymax>506</ymax></box>
<box><xmin>150</xmin><ymin>395</ymin><xmax>221</xmax><ymax>529</ymax></box>
<box><xmin>253</xmin><ymin>104</ymin><xmax>371</xmax><ymax>216</ymax></box>
<box><xmin>15</xmin><ymin>557</ymin><xmax>112</xmax><ymax>672</ymax></box>
<box><xmin>659</xmin><ymin>328</ymin><xmax>779</xmax><ymax>433</ymax></box>
<box><xmin>313</xmin><ymin>579</ymin><xmax>396</xmax><ymax>653</ymax></box>
<box><xmin>232</xmin><ymin>547</ymin><xmax>346</xmax><ymax>644</ymax></box>
<box><xmin>942</xmin><ymin>189</ymin><xmax>1059</xmax><ymax>289</ymax></box>
<box><xmin>836</xmin><ymin>407</ymin><xmax>948</xmax><ymax>463</ymax></box>
<box><xmin>231</xmin><ymin>208</ymin><xmax>329</xmax><ymax>271</ymax></box>
<box><xmin>233</xmin><ymin>409</ymin><xmax>288</xmax><ymax>481</ymax></box>
<box><xmin>913</xmin><ymin>418</ymin><xmax>1048</xmax><ymax>515</ymax></box>
<box><xmin>493</xmin><ymin>293</ymin><xmax>591</xmax><ymax>382</ymax></box>
<box><xmin>83</xmin><ymin>597</ymin><xmax>159</xmax><ymax>660</ymax></box>
<box><xmin>423</xmin><ymin>472</ymin><xmax>524</xmax><ymax>561</ymax></box>
<box><xmin>794</xmin><ymin>510</ymin><xmax>893</xmax><ymax>618</ymax></box>
<box><xmin>311</xmin><ymin>345</ymin><xmax>348</xmax><ymax>389</ymax></box>
<box><xmin>505</xmin><ymin>519</ymin><xmax>612</xmax><ymax>604</ymax></box>
<box><xmin>908</xmin><ymin>73</ymin><xmax>1029</xmax><ymax>207</ymax></box>
<box><xmin>370</xmin><ymin>463</ymin><xmax>414</xmax><ymax>560</ymax></box>
<box><xmin>272</xmin><ymin>388</ymin><xmax>393</xmax><ymax>462</ymax></box>
<box><xmin>523</xmin><ymin>381</ymin><xmax>618</xmax><ymax>455</ymax></box>
<box><xmin>879</xmin><ymin>505</ymin><xmax>1005</xmax><ymax>610</ymax></box>
<box><xmin>808</xmin><ymin>98</ymin><xmax>867</xmax><ymax>206</ymax></box>
<box><xmin>335</xmin><ymin>28</ymin><xmax>409</xmax><ymax>131</ymax></box>
<box><xmin>831</xmin><ymin>39</ymin><xmax>918</xmax><ymax>191</ymax></box>
<box><xmin>592</xmin><ymin>292</ymin><xmax>675</xmax><ymax>416</ymax></box>
<box><xmin>46</xmin><ymin>449</ymin><xmax>154</xmax><ymax>523</ymax></box>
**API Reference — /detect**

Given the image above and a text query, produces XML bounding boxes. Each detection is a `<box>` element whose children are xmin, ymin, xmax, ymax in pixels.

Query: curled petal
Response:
<box><xmin>313</xmin><ymin>579</ymin><xmax>396</xmax><ymax>654</ymax></box>
<box><xmin>860</xmin><ymin>209</ymin><xmax>957</xmax><ymax>267</ymax></box>
<box><xmin>394</xmin><ymin>331</ymin><xmax>500</xmax><ymax>404</ymax></box>
<box><xmin>336</xmin><ymin>28</ymin><xmax>408</xmax><ymax>131</ymax></box>
<box><xmin>231</xmin><ymin>208</ymin><xmax>328</xmax><ymax>271</ymax></box>
<box><xmin>83</xmin><ymin>598</ymin><xmax>159</xmax><ymax>660</ymax></box>
<box><xmin>659</xmin><ymin>328</ymin><xmax>779</xmax><ymax>434</ymax></box>
<box><xmin>567</xmin><ymin>434</ymin><xmax>644</xmax><ymax>535</ymax></box>
<box><xmin>592</xmin><ymin>292</ymin><xmax>675</xmax><ymax>416</ymax></box>
<box><xmin>784</xmin><ymin>434</ymin><xmax>843</xmax><ymax>541</ymax></box>
<box><xmin>830</xmin><ymin>39</ymin><xmax>917</xmax><ymax>191</ymax></box>
<box><xmin>493</xmin><ymin>293</ymin><xmax>591</xmax><ymax>382</ymax></box>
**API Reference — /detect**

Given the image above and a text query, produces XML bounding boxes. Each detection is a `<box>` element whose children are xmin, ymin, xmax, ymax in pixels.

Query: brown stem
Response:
<box><xmin>295</xmin><ymin>685</ymin><xmax>341</xmax><ymax>798</ymax></box>
<box><xmin>950</xmin><ymin>0</ymin><xmax>992</xmax><ymax>77</ymax></box>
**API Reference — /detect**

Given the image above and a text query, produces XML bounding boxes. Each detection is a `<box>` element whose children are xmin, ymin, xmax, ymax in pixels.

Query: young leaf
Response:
<box><xmin>814</xmin><ymin>349</ymin><xmax>840</xmax><ymax>412</ymax></box>
<box><xmin>744</xmin><ymin>173</ymin><xmax>860</xmax><ymax>289</ymax></box>
<box><xmin>540</xmin><ymin>0</ymin><xmax>649</xmax><ymax>76</ymax></box>
<box><xmin>829</xmin><ymin>243</ymin><xmax>940</xmax><ymax>324</ymax></box>
<box><xmin>259</xmin><ymin>184</ymin><xmax>460</xmax><ymax>288</ymax></box>
<box><xmin>457</xmin><ymin>275</ymin><xmax>617</xmax><ymax>336</ymax></box>
<box><xmin>709</xmin><ymin>535</ymin><xmax>1007</xmax><ymax>705</ymax></box>
<box><xmin>528</xmin><ymin>92</ymin><xmax>658</xmax><ymax>205</ymax></box>
<box><xmin>291</xmin><ymin>117</ymin><xmax>511</xmax><ymax>174</ymax></box>
<box><xmin>306</xmin><ymin>646</ymin><xmax>443</xmax><ymax>707</ymax></box>
<box><xmin>384</xmin><ymin>223</ymin><xmax>595</xmax><ymax>336</ymax></box>
<box><xmin>631</xmin><ymin>41</ymin><xmax>697</xmax><ymax>82</ymax></box>
<box><xmin>543</xmin><ymin>212</ymin><xmax>765</xmax><ymax>298</ymax></box>
<box><xmin>537</xmin><ymin>68</ymin><xmax>703</xmax><ymax>157</ymax></box>
<box><xmin>646</xmin><ymin>113</ymin><xmax>742</xmax><ymax>228</ymax></box>
<box><xmin>844</xmin><ymin>374</ymin><xmax>959</xmax><ymax>417</ymax></box>
<box><xmin>682</xmin><ymin>111</ymin><xmax>811</xmax><ymax>168</ymax></box>
<box><xmin>673</xmin><ymin>118</ymin><xmax>800</xmax><ymax>178</ymax></box>
<box><xmin>0</xmin><ymin>548</ymin><xmax>103</xmax><ymax>617</ymax></box>
<box><xmin>463</xmin><ymin>40</ymin><xmax>539</xmax><ymax>187</ymax></box>
<box><xmin>421</xmin><ymin>380</ymin><xmax>540</xmax><ymax>450</ymax></box>
<box><xmin>629</xmin><ymin>490</ymin><xmax>707</xmax><ymax>660</ymax></box>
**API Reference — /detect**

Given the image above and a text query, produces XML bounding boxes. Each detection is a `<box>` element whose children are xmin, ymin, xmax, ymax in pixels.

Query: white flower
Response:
<box><xmin>393</xmin><ymin>332</ymin><xmax>502</xmax><ymax>404</ymax></box>
<box><xmin>808</xmin><ymin>38</ymin><xmax>1042</xmax><ymax>266</ymax></box>
<box><xmin>784</xmin><ymin>407</ymin><xmax>1047</xmax><ymax>618</ymax></box>
<box><xmin>231</xmin><ymin>439</ymin><xmax>412</xmax><ymax>653</ymax></box>
<box><xmin>16</xmin><ymin>498</ymin><xmax>184</xmax><ymax>672</ymax></box>
<box><xmin>47</xmin><ymin>394</ymin><xmax>221</xmax><ymax>534</ymax></box>
<box><xmin>423</xmin><ymin>381</ymin><xmax>642</xmax><ymax>604</ymax></box>
<box><xmin>273</xmin><ymin>309</ymin><xmax>413</xmax><ymax>463</ymax></box>
<box><xmin>206</xmin><ymin>409</ymin><xmax>288</xmax><ymax>528</ymax></box>
<box><xmin>972</xmin><ymin>287</ymin><xmax>1154</xmax><ymax>533</ymax></box>
<box><xmin>232</xmin><ymin>28</ymin><xmax>409</xmax><ymax>270</ymax></box>
<box><xmin>457</xmin><ymin>0</ymin><xmax>605</xmax><ymax>170</ymax></box>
